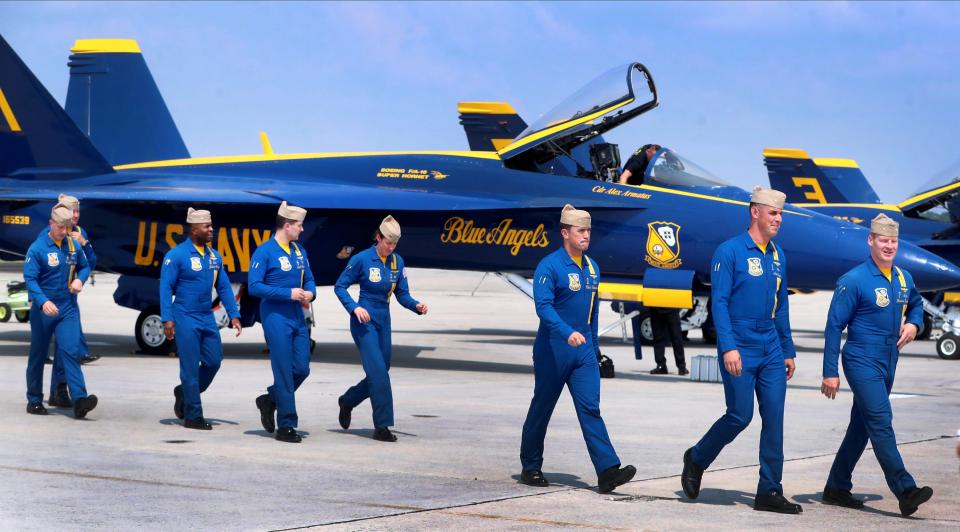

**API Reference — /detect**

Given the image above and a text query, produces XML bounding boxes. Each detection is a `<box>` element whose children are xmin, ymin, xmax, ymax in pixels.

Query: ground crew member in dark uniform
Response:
<box><xmin>251</xmin><ymin>201</ymin><xmax>316</xmax><ymax>443</ymax></box>
<box><xmin>618</xmin><ymin>143</ymin><xmax>660</xmax><ymax>186</ymax></box>
<box><xmin>820</xmin><ymin>213</ymin><xmax>933</xmax><ymax>516</ymax></box>
<box><xmin>520</xmin><ymin>204</ymin><xmax>636</xmax><ymax>494</ymax></box>
<box><xmin>681</xmin><ymin>187</ymin><xmax>802</xmax><ymax>514</ymax></box>
<box><xmin>334</xmin><ymin>215</ymin><xmax>428</xmax><ymax>442</ymax></box>
<box><xmin>160</xmin><ymin>208</ymin><xmax>242</xmax><ymax>430</ymax></box>
<box><xmin>47</xmin><ymin>194</ymin><xmax>98</xmax><ymax>409</ymax></box>
<box><xmin>23</xmin><ymin>203</ymin><xmax>97</xmax><ymax>418</ymax></box>
<box><xmin>649</xmin><ymin>306</ymin><xmax>688</xmax><ymax>375</ymax></box>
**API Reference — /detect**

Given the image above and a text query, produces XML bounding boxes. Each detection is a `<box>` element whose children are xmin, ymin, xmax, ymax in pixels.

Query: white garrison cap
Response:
<box><xmin>186</xmin><ymin>207</ymin><xmax>212</xmax><ymax>224</ymax></box>
<box><xmin>278</xmin><ymin>201</ymin><xmax>307</xmax><ymax>222</ymax></box>
<box><xmin>750</xmin><ymin>186</ymin><xmax>786</xmax><ymax>209</ymax></box>
<box><xmin>560</xmin><ymin>204</ymin><xmax>591</xmax><ymax>228</ymax></box>
<box><xmin>57</xmin><ymin>194</ymin><xmax>80</xmax><ymax>211</ymax></box>
<box><xmin>379</xmin><ymin>215</ymin><xmax>401</xmax><ymax>242</ymax></box>
<box><xmin>871</xmin><ymin>213</ymin><xmax>899</xmax><ymax>237</ymax></box>
<box><xmin>51</xmin><ymin>203</ymin><xmax>73</xmax><ymax>225</ymax></box>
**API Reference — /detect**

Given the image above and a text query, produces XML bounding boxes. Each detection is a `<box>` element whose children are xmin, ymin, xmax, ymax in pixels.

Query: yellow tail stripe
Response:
<box><xmin>0</xmin><ymin>88</ymin><xmax>22</xmax><ymax>132</ymax></box>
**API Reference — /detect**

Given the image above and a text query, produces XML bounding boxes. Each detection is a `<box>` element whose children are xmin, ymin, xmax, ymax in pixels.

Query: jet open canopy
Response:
<box><xmin>498</xmin><ymin>62</ymin><xmax>658</xmax><ymax>170</ymax></box>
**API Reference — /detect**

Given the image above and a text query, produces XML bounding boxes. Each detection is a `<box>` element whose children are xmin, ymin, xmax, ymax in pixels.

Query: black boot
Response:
<box><xmin>373</xmin><ymin>427</ymin><xmax>397</xmax><ymax>442</ymax></box>
<box><xmin>650</xmin><ymin>366</ymin><xmax>668</xmax><ymax>375</ymax></box>
<box><xmin>275</xmin><ymin>427</ymin><xmax>302</xmax><ymax>443</ymax></box>
<box><xmin>598</xmin><ymin>464</ymin><xmax>636</xmax><ymax>493</ymax></box>
<box><xmin>822</xmin><ymin>485</ymin><xmax>864</xmax><ymax>508</ymax></box>
<box><xmin>520</xmin><ymin>469</ymin><xmax>549</xmax><ymax>487</ymax></box>
<box><xmin>255</xmin><ymin>394</ymin><xmax>276</xmax><ymax>433</ymax></box>
<box><xmin>49</xmin><ymin>383</ymin><xmax>72</xmax><ymax>408</ymax></box>
<box><xmin>184</xmin><ymin>417</ymin><xmax>212</xmax><ymax>430</ymax></box>
<box><xmin>338</xmin><ymin>397</ymin><xmax>352</xmax><ymax>430</ymax></box>
<box><xmin>80</xmin><ymin>354</ymin><xmax>100</xmax><ymax>364</ymax></box>
<box><xmin>898</xmin><ymin>486</ymin><xmax>933</xmax><ymax>517</ymax></box>
<box><xmin>754</xmin><ymin>491</ymin><xmax>803</xmax><ymax>514</ymax></box>
<box><xmin>681</xmin><ymin>447</ymin><xmax>703</xmax><ymax>499</ymax></box>
<box><xmin>173</xmin><ymin>385</ymin><xmax>184</xmax><ymax>420</ymax></box>
<box><xmin>73</xmin><ymin>395</ymin><xmax>98</xmax><ymax>419</ymax></box>
<box><xmin>677</xmin><ymin>367</ymin><xmax>689</xmax><ymax>376</ymax></box>
<box><xmin>27</xmin><ymin>402</ymin><xmax>49</xmax><ymax>415</ymax></box>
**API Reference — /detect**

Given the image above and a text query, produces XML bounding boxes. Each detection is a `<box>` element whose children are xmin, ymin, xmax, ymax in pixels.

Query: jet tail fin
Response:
<box><xmin>0</xmin><ymin>35</ymin><xmax>113</xmax><ymax>179</ymax></box>
<box><xmin>812</xmin><ymin>158</ymin><xmax>881</xmax><ymax>203</ymax></box>
<box><xmin>763</xmin><ymin>147</ymin><xmax>854</xmax><ymax>204</ymax></box>
<box><xmin>66</xmin><ymin>39</ymin><xmax>189</xmax><ymax>165</ymax></box>
<box><xmin>458</xmin><ymin>102</ymin><xmax>527</xmax><ymax>152</ymax></box>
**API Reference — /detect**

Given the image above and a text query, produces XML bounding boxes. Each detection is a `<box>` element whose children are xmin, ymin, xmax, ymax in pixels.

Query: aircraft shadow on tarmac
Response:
<box><xmin>510</xmin><ymin>472</ymin><xmax>593</xmax><ymax>489</ymax></box>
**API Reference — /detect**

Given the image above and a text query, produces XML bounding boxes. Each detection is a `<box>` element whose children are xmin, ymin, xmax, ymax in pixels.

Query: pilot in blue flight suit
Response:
<box><xmin>681</xmin><ymin>187</ymin><xmax>803</xmax><ymax>514</ymax></box>
<box><xmin>251</xmin><ymin>201</ymin><xmax>316</xmax><ymax>443</ymax></box>
<box><xmin>334</xmin><ymin>215</ymin><xmax>428</xmax><ymax>442</ymax></box>
<box><xmin>820</xmin><ymin>213</ymin><xmax>933</xmax><ymax>516</ymax></box>
<box><xmin>23</xmin><ymin>203</ymin><xmax>97</xmax><ymax>419</ymax></box>
<box><xmin>47</xmin><ymin>194</ymin><xmax>98</xmax><ymax>409</ymax></box>
<box><xmin>519</xmin><ymin>204</ymin><xmax>636</xmax><ymax>494</ymax></box>
<box><xmin>160</xmin><ymin>208</ymin><xmax>242</xmax><ymax>430</ymax></box>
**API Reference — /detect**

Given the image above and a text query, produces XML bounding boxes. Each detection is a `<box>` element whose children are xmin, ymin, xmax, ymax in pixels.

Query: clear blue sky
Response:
<box><xmin>2</xmin><ymin>1</ymin><xmax>959</xmax><ymax>200</ymax></box>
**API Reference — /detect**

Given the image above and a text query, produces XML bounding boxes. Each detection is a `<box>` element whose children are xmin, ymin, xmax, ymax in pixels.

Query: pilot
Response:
<box><xmin>333</xmin><ymin>215</ymin><xmax>428</xmax><ymax>442</ymax></box>
<box><xmin>250</xmin><ymin>201</ymin><xmax>316</xmax><ymax>443</ymax></box>
<box><xmin>160</xmin><ymin>208</ymin><xmax>242</xmax><ymax>430</ymax></box>
<box><xmin>648</xmin><ymin>305</ymin><xmax>688</xmax><ymax>376</ymax></box>
<box><xmin>519</xmin><ymin>204</ymin><xmax>636</xmax><ymax>493</ymax></box>
<box><xmin>618</xmin><ymin>143</ymin><xmax>660</xmax><ymax>186</ymax></box>
<box><xmin>23</xmin><ymin>203</ymin><xmax>97</xmax><ymax>419</ymax></box>
<box><xmin>680</xmin><ymin>186</ymin><xmax>802</xmax><ymax>514</ymax></box>
<box><xmin>47</xmin><ymin>194</ymin><xmax>98</xmax><ymax>410</ymax></box>
<box><xmin>820</xmin><ymin>213</ymin><xmax>933</xmax><ymax>516</ymax></box>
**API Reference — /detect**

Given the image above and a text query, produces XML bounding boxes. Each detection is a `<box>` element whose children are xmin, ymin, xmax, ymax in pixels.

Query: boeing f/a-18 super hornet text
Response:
<box><xmin>765</xmin><ymin>147</ymin><xmax>960</xmax><ymax>358</ymax></box>
<box><xmin>2</xmin><ymin>37</ymin><xmax>959</xmax><ymax>362</ymax></box>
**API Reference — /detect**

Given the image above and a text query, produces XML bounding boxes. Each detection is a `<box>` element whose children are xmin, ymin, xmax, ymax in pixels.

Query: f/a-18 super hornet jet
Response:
<box><xmin>2</xmin><ymin>36</ymin><xmax>959</xmax><ymax>361</ymax></box>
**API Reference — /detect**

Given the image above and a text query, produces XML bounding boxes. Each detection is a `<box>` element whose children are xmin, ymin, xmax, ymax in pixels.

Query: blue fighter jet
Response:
<box><xmin>3</xmin><ymin>37</ymin><xmax>960</xmax><ymax>360</ymax></box>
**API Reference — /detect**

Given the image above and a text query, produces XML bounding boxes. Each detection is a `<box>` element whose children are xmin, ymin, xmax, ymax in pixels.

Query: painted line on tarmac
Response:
<box><xmin>0</xmin><ymin>464</ymin><xmax>231</xmax><ymax>492</ymax></box>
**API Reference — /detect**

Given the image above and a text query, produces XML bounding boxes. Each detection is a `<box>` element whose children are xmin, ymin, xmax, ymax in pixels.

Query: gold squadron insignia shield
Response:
<box><xmin>875</xmin><ymin>287</ymin><xmax>890</xmax><ymax>308</ymax></box>
<box><xmin>645</xmin><ymin>221</ymin><xmax>682</xmax><ymax>269</ymax></box>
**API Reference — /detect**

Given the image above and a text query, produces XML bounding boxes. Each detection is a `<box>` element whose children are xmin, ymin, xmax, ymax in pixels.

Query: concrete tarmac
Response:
<box><xmin>0</xmin><ymin>269</ymin><xmax>957</xmax><ymax>531</ymax></box>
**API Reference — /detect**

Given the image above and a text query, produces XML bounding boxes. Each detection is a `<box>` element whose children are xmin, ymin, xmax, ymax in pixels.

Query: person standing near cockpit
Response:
<box><xmin>618</xmin><ymin>143</ymin><xmax>660</xmax><ymax>186</ymax></box>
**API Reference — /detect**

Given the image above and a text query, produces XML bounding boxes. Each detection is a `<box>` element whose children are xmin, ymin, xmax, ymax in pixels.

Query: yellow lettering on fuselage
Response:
<box><xmin>134</xmin><ymin>220</ymin><xmax>271</xmax><ymax>272</ymax></box>
<box><xmin>440</xmin><ymin>217</ymin><xmax>549</xmax><ymax>256</ymax></box>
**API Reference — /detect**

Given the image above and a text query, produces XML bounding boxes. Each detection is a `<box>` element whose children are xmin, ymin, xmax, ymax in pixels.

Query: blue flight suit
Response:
<box><xmin>823</xmin><ymin>260</ymin><xmax>923</xmax><ymax>498</ymax></box>
<box><xmin>520</xmin><ymin>248</ymin><xmax>620</xmax><ymax>475</ymax></box>
<box><xmin>249</xmin><ymin>239</ymin><xmax>316</xmax><ymax>429</ymax></box>
<box><xmin>44</xmin><ymin>226</ymin><xmax>95</xmax><ymax>396</ymax></box>
<box><xmin>160</xmin><ymin>240</ymin><xmax>239</xmax><ymax>421</ymax></box>
<box><xmin>23</xmin><ymin>232</ymin><xmax>91</xmax><ymax>404</ymax></box>
<box><xmin>690</xmin><ymin>232</ymin><xmax>795</xmax><ymax>495</ymax></box>
<box><xmin>334</xmin><ymin>245</ymin><xmax>422</xmax><ymax>429</ymax></box>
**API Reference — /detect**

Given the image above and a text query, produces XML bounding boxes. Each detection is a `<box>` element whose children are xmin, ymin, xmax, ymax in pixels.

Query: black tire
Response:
<box><xmin>0</xmin><ymin>303</ymin><xmax>10</xmax><ymax>322</ymax></box>
<box><xmin>640</xmin><ymin>314</ymin><xmax>653</xmax><ymax>342</ymax></box>
<box><xmin>14</xmin><ymin>309</ymin><xmax>28</xmax><ymax>323</ymax></box>
<box><xmin>310</xmin><ymin>339</ymin><xmax>317</xmax><ymax>353</ymax></box>
<box><xmin>135</xmin><ymin>306</ymin><xmax>175</xmax><ymax>356</ymax></box>
<box><xmin>936</xmin><ymin>333</ymin><xmax>960</xmax><ymax>360</ymax></box>
<box><xmin>917</xmin><ymin>312</ymin><xmax>933</xmax><ymax>341</ymax></box>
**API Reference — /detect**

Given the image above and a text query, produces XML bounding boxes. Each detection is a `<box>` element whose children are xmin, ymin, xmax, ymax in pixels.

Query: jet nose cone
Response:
<box><xmin>896</xmin><ymin>241</ymin><xmax>960</xmax><ymax>292</ymax></box>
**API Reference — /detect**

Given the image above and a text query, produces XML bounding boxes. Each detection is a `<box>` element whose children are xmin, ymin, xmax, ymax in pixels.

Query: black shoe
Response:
<box><xmin>598</xmin><ymin>464</ymin><xmax>636</xmax><ymax>493</ymax></box>
<box><xmin>678</xmin><ymin>367</ymin><xmax>689</xmax><ymax>376</ymax></box>
<box><xmin>681</xmin><ymin>447</ymin><xmax>704</xmax><ymax>499</ymax></box>
<box><xmin>27</xmin><ymin>402</ymin><xmax>49</xmax><ymax>415</ymax></box>
<box><xmin>650</xmin><ymin>366</ymin><xmax>668</xmax><ymax>375</ymax></box>
<box><xmin>80</xmin><ymin>354</ymin><xmax>100</xmax><ymax>364</ymax></box>
<box><xmin>44</xmin><ymin>356</ymin><xmax>53</xmax><ymax>365</ymax></box>
<box><xmin>275</xmin><ymin>427</ymin><xmax>302</xmax><ymax>443</ymax></box>
<box><xmin>898</xmin><ymin>486</ymin><xmax>933</xmax><ymax>517</ymax></box>
<box><xmin>373</xmin><ymin>427</ymin><xmax>397</xmax><ymax>442</ymax></box>
<box><xmin>173</xmin><ymin>385</ymin><xmax>184</xmax><ymax>420</ymax></box>
<box><xmin>520</xmin><ymin>469</ymin><xmax>549</xmax><ymax>487</ymax></box>
<box><xmin>49</xmin><ymin>383</ymin><xmax>72</xmax><ymax>408</ymax></box>
<box><xmin>184</xmin><ymin>417</ymin><xmax>212</xmax><ymax>430</ymax></box>
<box><xmin>822</xmin><ymin>485</ymin><xmax>864</xmax><ymax>509</ymax></box>
<box><xmin>754</xmin><ymin>491</ymin><xmax>803</xmax><ymax>514</ymax></box>
<box><xmin>73</xmin><ymin>395</ymin><xmax>98</xmax><ymax>419</ymax></box>
<box><xmin>338</xmin><ymin>397</ymin><xmax>352</xmax><ymax>430</ymax></box>
<box><xmin>255</xmin><ymin>394</ymin><xmax>276</xmax><ymax>433</ymax></box>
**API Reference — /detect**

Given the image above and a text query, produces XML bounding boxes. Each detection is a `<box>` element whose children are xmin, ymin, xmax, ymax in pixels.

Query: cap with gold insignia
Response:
<box><xmin>278</xmin><ymin>201</ymin><xmax>307</xmax><ymax>222</ymax></box>
<box><xmin>58</xmin><ymin>194</ymin><xmax>80</xmax><ymax>211</ymax></box>
<box><xmin>560</xmin><ymin>204</ymin><xmax>591</xmax><ymax>228</ymax></box>
<box><xmin>51</xmin><ymin>203</ymin><xmax>73</xmax><ymax>225</ymax></box>
<box><xmin>379</xmin><ymin>215</ymin><xmax>401</xmax><ymax>242</ymax></box>
<box><xmin>870</xmin><ymin>213</ymin><xmax>899</xmax><ymax>237</ymax></box>
<box><xmin>750</xmin><ymin>186</ymin><xmax>786</xmax><ymax>210</ymax></box>
<box><xmin>186</xmin><ymin>207</ymin><xmax>212</xmax><ymax>224</ymax></box>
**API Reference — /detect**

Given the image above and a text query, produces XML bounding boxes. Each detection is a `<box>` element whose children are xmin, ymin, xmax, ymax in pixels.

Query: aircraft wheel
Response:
<box><xmin>310</xmin><ymin>339</ymin><xmax>316</xmax><ymax>353</ymax></box>
<box><xmin>136</xmin><ymin>306</ymin><xmax>175</xmax><ymax>356</ymax></box>
<box><xmin>0</xmin><ymin>303</ymin><xmax>10</xmax><ymax>322</ymax></box>
<box><xmin>639</xmin><ymin>312</ymin><xmax>653</xmax><ymax>342</ymax></box>
<box><xmin>917</xmin><ymin>312</ymin><xmax>933</xmax><ymax>341</ymax></box>
<box><xmin>936</xmin><ymin>333</ymin><xmax>960</xmax><ymax>360</ymax></box>
<box><xmin>14</xmin><ymin>310</ymin><xmax>29</xmax><ymax>323</ymax></box>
